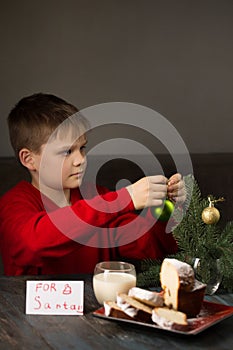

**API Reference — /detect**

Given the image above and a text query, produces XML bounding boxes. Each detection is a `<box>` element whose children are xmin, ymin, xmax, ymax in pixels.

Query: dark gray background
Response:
<box><xmin>0</xmin><ymin>0</ymin><xmax>233</xmax><ymax>156</ymax></box>
<box><xmin>1</xmin><ymin>0</ymin><xmax>233</xmax><ymax>274</ymax></box>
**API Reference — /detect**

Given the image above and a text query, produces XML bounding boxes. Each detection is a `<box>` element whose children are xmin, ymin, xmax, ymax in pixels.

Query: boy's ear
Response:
<box><xmin>19</xmin><ymin>148</ymin><xmax>36</xmax><ymax>171</ymax></box>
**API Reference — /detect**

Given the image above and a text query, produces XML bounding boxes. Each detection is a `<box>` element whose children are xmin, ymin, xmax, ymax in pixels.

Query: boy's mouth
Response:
<box><xmin>70</xmin><ymin>171</ymin><xmax>84</xmax><ymax>177</ymax></box>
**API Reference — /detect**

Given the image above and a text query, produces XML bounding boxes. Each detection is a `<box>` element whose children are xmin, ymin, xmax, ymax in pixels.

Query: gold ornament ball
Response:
<box><xmin>201</xmin><ymin>207</ymin><xmax>220</xmax><ymax>224</ymax></box>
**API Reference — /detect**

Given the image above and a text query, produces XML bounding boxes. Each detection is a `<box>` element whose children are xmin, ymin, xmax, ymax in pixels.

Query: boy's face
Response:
<box><xmin>32</xmin><ymin>133</ymin><xmax>88</xmax><ymax>193</ymax></box>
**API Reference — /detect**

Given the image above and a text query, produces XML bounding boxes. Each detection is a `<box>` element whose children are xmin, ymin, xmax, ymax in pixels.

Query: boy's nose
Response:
<box><xmin>73</xmin><ymin>152</ymin><xmax>85</xmax><ymax>166</ymax></box>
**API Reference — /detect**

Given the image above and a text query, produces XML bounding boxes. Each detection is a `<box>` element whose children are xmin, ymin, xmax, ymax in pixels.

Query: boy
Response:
<box><xmin>0</xmin><ymin>93</ymin><xmax>185</xmax><ymax>276</ymax></box>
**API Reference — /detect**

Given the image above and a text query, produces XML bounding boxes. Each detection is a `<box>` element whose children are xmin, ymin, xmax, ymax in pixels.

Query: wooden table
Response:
<box><xmin>0</xmin><ymin>274</ymin><xmax>233</xmax><ymax>350</ymax></box>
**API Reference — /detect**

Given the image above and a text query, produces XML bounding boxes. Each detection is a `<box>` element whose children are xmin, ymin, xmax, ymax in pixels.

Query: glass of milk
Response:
<box><xmin>93</xmin><ymin>261</ymin><xmax>136</xmax><ymax>304</ymax></box>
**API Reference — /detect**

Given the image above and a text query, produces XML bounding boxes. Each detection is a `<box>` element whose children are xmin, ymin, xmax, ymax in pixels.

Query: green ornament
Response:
<box><xmin>151</xmin><ymin>199</ymin><xmax>174</xmax><ymax>221</ymax></box>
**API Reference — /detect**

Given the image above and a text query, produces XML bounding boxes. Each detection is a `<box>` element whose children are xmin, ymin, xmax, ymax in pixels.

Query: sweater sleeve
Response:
<box><xmin>107</xmin><ymin>209</ymin><xmax>178</xmax><ymax>261</ymax></box>
<box><xmin>0</xmin><ymin>183</ymin><xmax>134</xmax><ymax>268</ymax></box>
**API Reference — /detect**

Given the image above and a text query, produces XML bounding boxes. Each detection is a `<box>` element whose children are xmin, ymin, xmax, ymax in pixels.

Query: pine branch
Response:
<box><xmin>138</xmin><ymin>174</ymin><xmax>233</xmax><ymax>292</ymax></box>
<box><xmin>218</xmin><ymin>221</ymin><xmax>233</xmax><ymax>291</ymax></box>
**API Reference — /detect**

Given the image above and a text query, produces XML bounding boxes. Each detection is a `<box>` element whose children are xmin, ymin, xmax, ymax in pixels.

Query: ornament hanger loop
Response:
<box><xmin>208</xmin><ymin>196</ymin><xmax>225</xmax><ymax>207</ymax></box>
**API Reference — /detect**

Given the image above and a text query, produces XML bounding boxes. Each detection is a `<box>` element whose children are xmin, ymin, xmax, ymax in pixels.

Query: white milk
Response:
<box><xmin>93</xmin><ymin>272</ymin><xmax>136</xmax><ymax>304</ymax></box>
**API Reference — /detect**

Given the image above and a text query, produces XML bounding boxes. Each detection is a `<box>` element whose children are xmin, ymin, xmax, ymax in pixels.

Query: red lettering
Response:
<box><xmin>77</xmin><ymin>305</ymin><xmax>83</xmax><ymax>312</ymax></box>
<box><xmin>50</xmin><ymin>283</ymin><xmax>56</xmax><ymax>292</ymax></box>
<box><xmin>43</xmin><ymin>284</ymin><xmax>49</xmax><ymax>291</ymax></box>
<box><xmin>35</xmin><ymin>283</ymin><xmax>43</xmax><ymax>292</ymax></box>
<box><xmin>35</xmin><ymin>282</ymin><xmax>57</xmax><ymax>293</ymax></box>
<box><xmin>34</xmin><ymin>296</ymin><xmax>41</xmax><ymax>310</ymax></box>
<box><xmin>63</xmin><ymin>301</ymin><xmax>68</xmax><ymax>310</ymax></box>
<box><xmin>44</xmin><ymin>303</ymin><xmax>51</xmax><ymax>309</ymax></box>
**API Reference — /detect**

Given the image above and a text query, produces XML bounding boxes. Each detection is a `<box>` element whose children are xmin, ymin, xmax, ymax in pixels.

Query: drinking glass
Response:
<box><xmin>193</xmin><ymin>258</ymin><xmax>222</xmax><ymax>295</ymax></box>
<box><xmin>93</xmin><ymin>261</ymin><xmax>136</xmax><ymax>304</ymax></box>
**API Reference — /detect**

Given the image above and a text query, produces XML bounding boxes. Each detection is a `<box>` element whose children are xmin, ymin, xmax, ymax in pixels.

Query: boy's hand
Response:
<box><xmin>126</xmin><ymin>175</ymin><xmax>168</xmax><ymax>210</ymax></box>
<box><xmin>167</xmin><ymin>173</ymin><xmax>186</xmax><ymax>204</ymax></box>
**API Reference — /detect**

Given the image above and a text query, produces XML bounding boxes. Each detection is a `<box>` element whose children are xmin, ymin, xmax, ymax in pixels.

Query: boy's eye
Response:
<box><xmin>64</xmin><ymin>149</ymin><xmax>72</xmax><ymax>156</ymax></box>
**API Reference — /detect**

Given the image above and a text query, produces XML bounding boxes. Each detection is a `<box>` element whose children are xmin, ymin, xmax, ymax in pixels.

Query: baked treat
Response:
<box><xmin>104</xmin><ymin>301</ymin><xmax>133</xmax><ymax>320</ymax></box>
<box><xmin>152</xmin><ymin>307</ymin><xmax>188</xmax><ymax>329</ymax></box>
<box><xmin>176</xmin><ymin>279</ymin><xmax>206</xmax><ymax>317</ymax></box>
<box><xmin>128</xmin><ymin>287</ymin><xmax>164</xmax><ymax>307</ymax></box>
<box><xmin>116</xmin><ymin>293</ymin><xmax>153</xmax><ymax>323</ymax></box>
<box><xmin>103</xmin><ymin>258</ymin><xmax>206</xmax><ymax>327</ymax></box>
<box><xmin>160</xmin><ymin>258</ymin><xmax>206</xmax><ymax>317</ymax></box>
<box><xmin>160</xmin><ymin>258</ymin><xmax>195</xmax><ymax>294</ymax></box>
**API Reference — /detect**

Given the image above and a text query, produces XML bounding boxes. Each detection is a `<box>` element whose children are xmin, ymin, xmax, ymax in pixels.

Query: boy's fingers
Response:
<box><xmin>149</xmin><ymin>175</ymin><xmax>168</xmax><ymax>185</ymax></box>
<box><xmin>168</xmin><ymin>173</ymin><xmax>182</xmax><ymax>186</ymax></box>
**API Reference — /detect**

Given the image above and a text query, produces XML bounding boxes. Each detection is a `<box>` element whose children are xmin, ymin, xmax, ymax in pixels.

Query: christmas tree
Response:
<box><xmin>137</xmin><ymin>174</ymin><xmax>233</xmax><ymax>292</ymax></box>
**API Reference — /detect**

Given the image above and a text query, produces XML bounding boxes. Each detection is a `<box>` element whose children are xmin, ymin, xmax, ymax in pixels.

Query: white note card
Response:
<box><xmin>26</xmin><ymin>280</ymin><xmax>84</xmax><ymax>315</ymax></box>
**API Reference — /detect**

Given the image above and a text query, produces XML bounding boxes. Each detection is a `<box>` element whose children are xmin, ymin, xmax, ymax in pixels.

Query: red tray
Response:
<box><xmin>93</xmin><ymin>300</ymin><xmax>233</xmax><ymax>335</ymax></box>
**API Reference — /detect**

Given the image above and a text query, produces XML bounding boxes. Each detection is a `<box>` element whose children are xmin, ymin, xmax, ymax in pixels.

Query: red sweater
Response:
<box><xmin>0</xmin><ymin>181</ymin><xmax>177</xmax><ymax>276</ymax></box>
